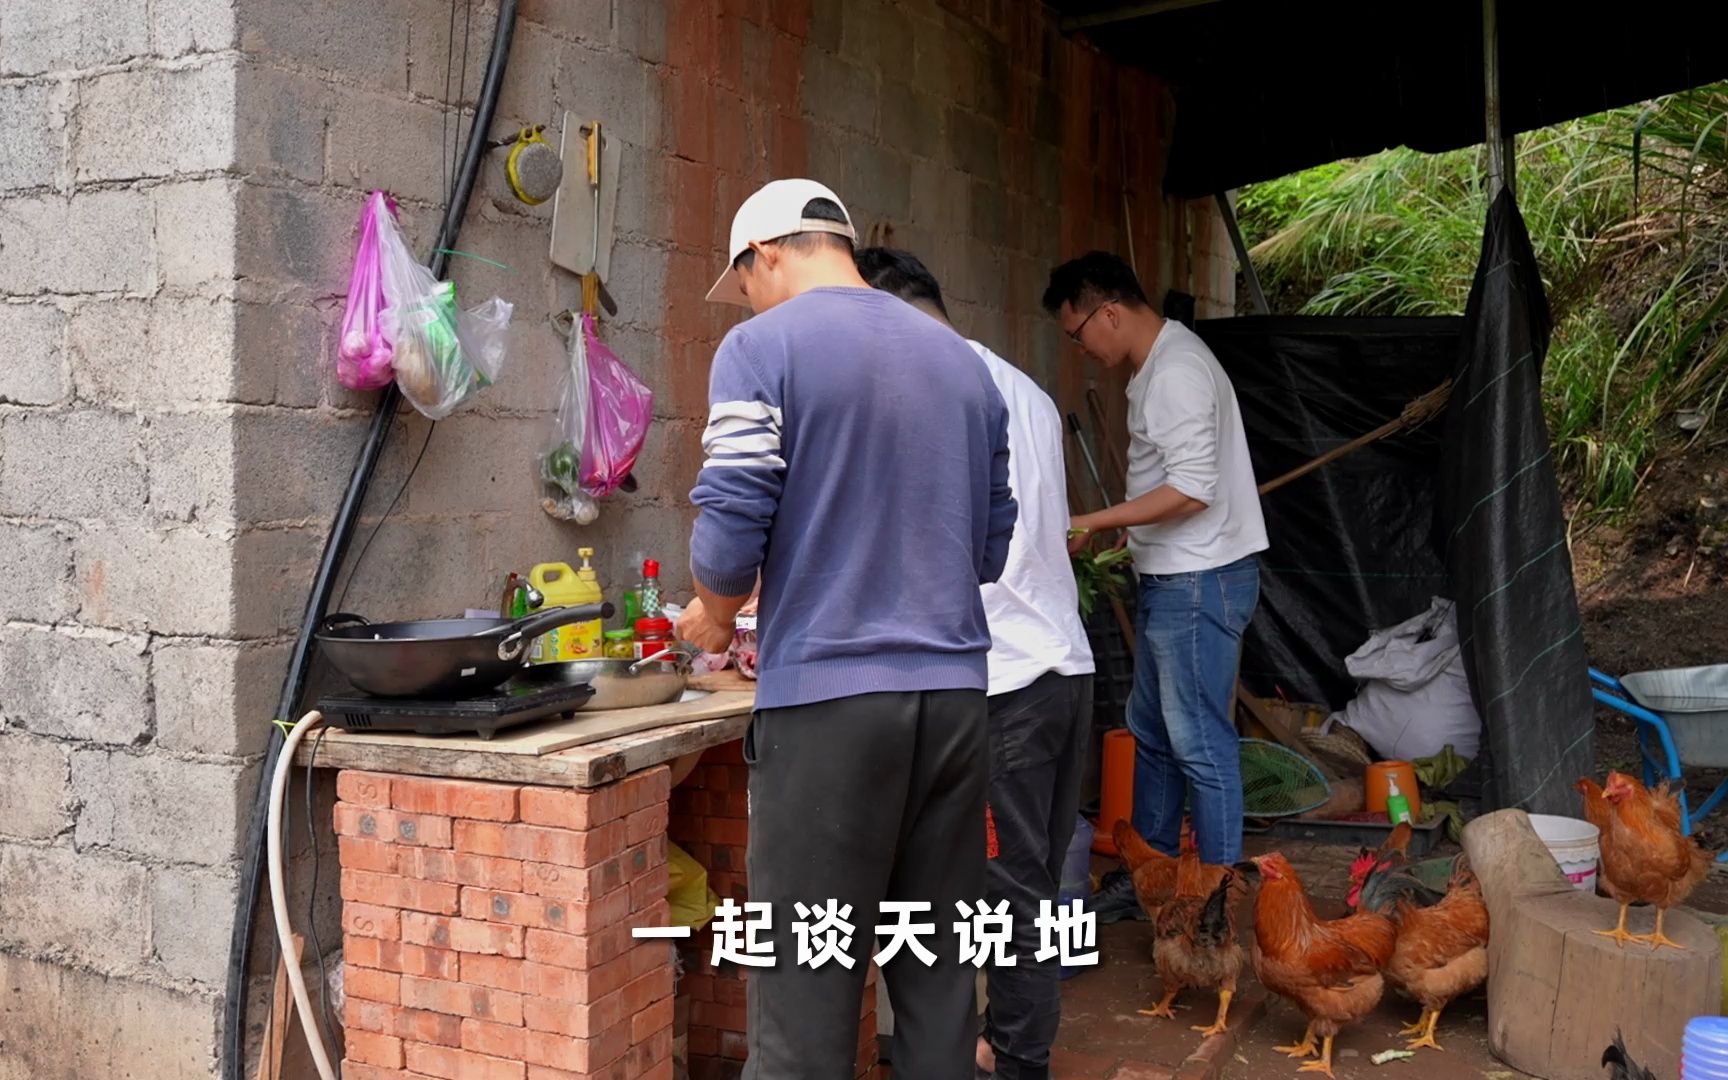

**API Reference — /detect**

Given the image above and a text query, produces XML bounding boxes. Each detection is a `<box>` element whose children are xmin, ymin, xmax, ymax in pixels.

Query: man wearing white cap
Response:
<box><xmin>678</xmin><ymin>179</ymin><xmax>1018</xmax><ymax>1079</ymax></box>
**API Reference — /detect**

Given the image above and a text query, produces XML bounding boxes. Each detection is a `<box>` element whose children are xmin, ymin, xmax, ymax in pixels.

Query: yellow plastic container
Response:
<box><xmin>528</xmin><ymin>550</ymin><xmax>604</xmax><ymax>663</ymax></box>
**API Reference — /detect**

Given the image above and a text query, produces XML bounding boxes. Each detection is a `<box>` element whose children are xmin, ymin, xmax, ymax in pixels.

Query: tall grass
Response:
<box><xmin>1237</xmin><ymin>84</ymin><xmax>1728</xmax><ymax>517</ymax></box>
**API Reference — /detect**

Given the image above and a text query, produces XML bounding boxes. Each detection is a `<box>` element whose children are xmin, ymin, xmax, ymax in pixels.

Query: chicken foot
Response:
<box><xmin>1138</xmin><ymin>987</ymin><xmax>1181</xmax><ymax>1020</ymax></box>
<box><xmin>1275</xmin><ymin>1022</ymin><xmax>1318</xmax><ymax>1058</ymax></box>
<box><xmin>1405</xmin><ymin>1006</ymin><xmax>1446</xmax><ymax>1052</ymax></box>
<box><xmin>1594</xmin><ymin>902</ymin><xmax>1637</xmax><ymax>947</ymax></box>
<box><xmin>1398</xmin><ymin>1011</ymin><xmax>1430</xmax><ymax>1037</ymax></box>
<box><xmin>1629</xmin><ymin>907</ymin><xmax>1687</xmax><ymax>951</ymax></box>
<box><xmin>1190</xmin><ymin>990</ymin><xmax>1232</xmax><ymax>1037</ymax></box>
<box><xmin>1296</xmin><ymin>1034</ymin><xmax>1337</xmax><ymax>1077</ymax></box>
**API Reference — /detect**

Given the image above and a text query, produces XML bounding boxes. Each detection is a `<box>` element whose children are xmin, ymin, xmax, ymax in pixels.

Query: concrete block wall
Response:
<box><xmin>0</xmin><ymin>1</ymin><xmax>1228</xmax><ymax>1076</ymax></box>
<box><xmin>0</xmin><ymin>2</ymin><xmax>250</xmax><ymax>1076</ymax></box>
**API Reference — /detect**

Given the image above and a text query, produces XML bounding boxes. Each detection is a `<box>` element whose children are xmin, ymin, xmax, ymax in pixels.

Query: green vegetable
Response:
<box><xmin>1072</xmin><ymin>545</ymin><xmax>1135</xmax><ymax>619</ymax></box>
<box><xmin>541</xmin><ymin>441</ymin><xmax>581</xmax><ymax>495</ymax></box>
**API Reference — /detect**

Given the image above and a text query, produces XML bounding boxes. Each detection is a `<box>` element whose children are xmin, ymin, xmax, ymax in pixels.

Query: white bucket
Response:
<box><xmin>1529</xmin><ymin>814</ymin><xmax>1600</xmax><ymax>892</ymax></box>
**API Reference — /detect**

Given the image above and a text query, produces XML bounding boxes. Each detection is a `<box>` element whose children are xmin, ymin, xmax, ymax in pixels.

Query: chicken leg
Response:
<box><xmin>1190</xmin><ymin>990</ymin><xmax>1232</xmax><ymax>1037</ymax></box>
<box><xmin>1630</xmin><ymin>907</ymin><xmax>1687</xmax><ymax>951</ymax></box>
<box><xmin>1296</xmin><ymin>1034</ymin><xmax>1337</xmax><ymax>1077</ymax></box>
<box><xmin>1139</xmin><ymin>986</ymin><xmax>1180</xmax><ymax>1020</ymax></box>
<box><xmin>1398</xmin><ymin>1010</ymin><xmax>1430</xmax><ymax>1037</ymax></box>
<box><xmin>1276</xmin><ymin>1022</ymin><xmax>1317</xmax><ymax>1059</ymax></box>
<box><xmin>1594</xmin><ymin>902</ymin><xmax>1636</xmax><ymax>946</ymax></box>
<box><xmin>1406</xmin><ymin>1006</ymin><xmax>1446</xmax><ymax>1052</ymax></box>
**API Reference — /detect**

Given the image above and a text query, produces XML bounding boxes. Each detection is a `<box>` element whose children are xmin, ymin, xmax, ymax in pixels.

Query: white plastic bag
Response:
<box><xmin>374</xmin><ymin>199</ymin><xmax>513</xmax><ymax>419</ymax></box>
<box><xmin>540</xmin><ymin>311</ymin><xmax>599</xmax><ymax>523</ymax></box>
<box><xmin>1322</xmin><ymin>596</ymin><xmax>1481</xmax><ymax>761</ymax></box>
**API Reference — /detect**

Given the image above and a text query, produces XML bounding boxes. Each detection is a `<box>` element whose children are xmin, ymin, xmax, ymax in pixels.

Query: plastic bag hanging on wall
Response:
<box><xmin>372</xmin><ymin>193</ymin><xmax>515</xmax><ymax>419</ymax></box>
<box><xmin>336</xmin><ymin>191</ymin><xmax>394</xmax><ymax>390</ymax></box>
<box><xmin>577</xmin><ymin>313</ymin><xmax>651</xmax><ymax>497</ymax></box>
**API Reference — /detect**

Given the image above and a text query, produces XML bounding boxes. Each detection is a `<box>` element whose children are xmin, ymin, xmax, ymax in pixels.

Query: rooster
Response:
<box><xmin>1344</xmin><ymin>823</ymin><xmax>1443</xmax><ymax>913</ymax></box>
<box><xmin>1141</xmin><ymin>854</ymin><xmax>1243</xmax><ymax>1038</ymax></box>
<box><xmin>1601</xmin><ymin>1029</ymin><xmax>1656</xmax><ymax>1080</ymax></box>
<box><xmin>1359</xmin><ymin>857</ymin><xmax>1489</xmax><ymax>1052</ymax></box>
<box><xmin>1579</xmin><ymin>772</ymin><xmax>1709</xmax><ymax>949</ymax></box>
<box><xmin>1113</xmin><ymin>819</ymin><xmax>1210</xmax><ymax>920</ymax></box>
<box><xmin>1252</xmin><ymin>852</ymin><xmax>1397</xmax><ymax>1077</ymax></box>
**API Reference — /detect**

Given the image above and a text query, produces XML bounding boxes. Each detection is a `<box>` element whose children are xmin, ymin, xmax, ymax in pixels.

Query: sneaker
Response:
<box><xmin>1088</xmin><ymin>868</ymin><xmax>1148</xmax><ymax>923</ymax></box>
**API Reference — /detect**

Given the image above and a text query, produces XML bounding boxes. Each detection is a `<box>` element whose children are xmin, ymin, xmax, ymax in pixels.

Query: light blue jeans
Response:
<box><xmin>1127</xmin><ymin>556</ymin><xmax>1260</xmax><ymax>865</ymax></box>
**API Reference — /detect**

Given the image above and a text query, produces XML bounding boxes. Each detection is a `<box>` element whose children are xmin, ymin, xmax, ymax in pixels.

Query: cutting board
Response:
<box><xmin>549</xmin><ymin>111</ymin><xmax>621</xmax><ymax>279</ymax></box>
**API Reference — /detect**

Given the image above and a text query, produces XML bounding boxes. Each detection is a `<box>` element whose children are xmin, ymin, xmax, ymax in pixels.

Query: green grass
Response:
<box><xmin>1237</xmin><ymin>84</ymin><xmax>1728</xmax><ymax>517</ymax></box>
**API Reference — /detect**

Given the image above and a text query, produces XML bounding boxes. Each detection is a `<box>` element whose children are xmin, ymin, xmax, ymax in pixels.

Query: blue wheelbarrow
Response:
<box><xmin>1591</xmin><ymin>664</ymin><xmax>1728</xmax><ymax>861</ymax></box>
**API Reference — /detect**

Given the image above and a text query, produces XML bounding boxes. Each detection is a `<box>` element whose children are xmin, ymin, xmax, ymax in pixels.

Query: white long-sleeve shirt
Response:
<box><xmin>970</xmin><ymin>340</ymin><xmax>1096</xmax><ymax>696</ymax></box>
<box><xmin>1123</xmin><ymin>319</ymin><xmax>1268</xmax><ymax>575</ymax></box>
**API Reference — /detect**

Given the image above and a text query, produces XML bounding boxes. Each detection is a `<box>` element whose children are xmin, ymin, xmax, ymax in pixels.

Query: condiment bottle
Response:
<box><xmin>1385</xmin><ymin>776</ymin><xmax>1413</xmax><ymax>826</ymax></box>
<box><xmin>639</xmin><ymin>559</ymin><xmax>662</xmax><ymax>618</ymax></box>
<box><xmin>634</xmin><ymin>616</ymin><xmax>673</xmax><ymax>662</ymax></box>
<box><xmin>603</xmin><ymin>629</ymin><xmax>636</xmax><ymax>660</ymax></box>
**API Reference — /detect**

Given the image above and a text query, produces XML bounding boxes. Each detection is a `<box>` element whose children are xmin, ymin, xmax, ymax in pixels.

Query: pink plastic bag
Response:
<box><xmin>336</xmin><ymin>191</ymin><xmax>395</xmax><ymax>390</ymax></box>
<box><xmin>578</xmin><ymin>313</ymin><xmax>652</xmax><ymax>497</ymax></box>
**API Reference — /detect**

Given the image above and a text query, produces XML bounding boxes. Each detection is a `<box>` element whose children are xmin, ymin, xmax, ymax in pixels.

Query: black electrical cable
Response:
<box><xmin>333</xmin><ymin>423</ymin><xmax>436</xmax><ymax>615</ymax></box>
<box><xmin>217</xmin><ymin>5</ymin><xmax>519</xmax><ymax>1075</ymax></box>
<box><xmin>305</xmin><ymin>726</ymin><xmax>336</xmax><ymax>1044</ymax></box>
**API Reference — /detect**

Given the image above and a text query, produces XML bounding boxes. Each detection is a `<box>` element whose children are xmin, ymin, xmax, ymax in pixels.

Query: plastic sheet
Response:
<box><xmin>1197</xmin><ymin>316</ymin><xmax>1459</xmax><ymax>708</ymax></box>
<box><xmin>1437</xmin><ymin>190</ymin><xmax>1593</xmax><ymax>815</ymax></box>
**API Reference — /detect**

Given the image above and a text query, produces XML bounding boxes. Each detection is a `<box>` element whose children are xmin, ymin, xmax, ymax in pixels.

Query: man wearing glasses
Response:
<box><xmin>1041</xmin><ymin>252</ymin><xmax>1267</xmax><ymax>920</ymax></box>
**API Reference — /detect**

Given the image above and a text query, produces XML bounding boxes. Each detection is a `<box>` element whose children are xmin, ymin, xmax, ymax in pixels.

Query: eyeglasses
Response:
<box><xmin>1067</xmin><ymin>301</ymin><xmax>1111</xmax><ymax>344</ymax></box>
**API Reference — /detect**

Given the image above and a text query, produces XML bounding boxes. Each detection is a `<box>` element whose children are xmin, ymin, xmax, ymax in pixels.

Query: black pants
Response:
<box><xmin>982</xmin><ymin>672</ymin><xmax>1092</xmax><ymax>1080</ymax></box>
<box><xmin>742</xmin><ymin>689</ymin><xmax>987</xmax><ymax>1080</ymax></box>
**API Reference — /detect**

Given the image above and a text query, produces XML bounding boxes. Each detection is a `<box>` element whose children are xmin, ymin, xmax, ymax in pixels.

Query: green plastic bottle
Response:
<box><xmin>1385</xmin><ymin>775</ymin><xmax>1414</xmax><ymax>826</ymax></box>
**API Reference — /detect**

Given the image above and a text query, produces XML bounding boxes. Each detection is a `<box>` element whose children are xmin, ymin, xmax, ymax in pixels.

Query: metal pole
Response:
<box><xmin>1482</xmin><ymin>0</ymin><xmax>1515</xmax><ymax>199</ymax></box>
<box><xmin>1215</xmin><ymin>190</ymin><xmax>1270</xmax><ymax>315</ymax></box>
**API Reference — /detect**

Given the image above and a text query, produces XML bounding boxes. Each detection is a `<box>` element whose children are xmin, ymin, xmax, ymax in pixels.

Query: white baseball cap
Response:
<box><xmin>705</xmin><ymin>178</ymin><xmax>857</xmax><ymax>306</ymax></box>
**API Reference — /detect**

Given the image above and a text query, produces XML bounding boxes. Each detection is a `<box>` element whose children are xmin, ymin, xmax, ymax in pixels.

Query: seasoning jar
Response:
<box><xmin>634</xmin><ymin>617</ymin><xmax>674</xmax><ymax>662</ymax></box>
<box><xmin>602</xmin><ymin>629</ymin><xmax>635</xmax><ymax>660</ymax></box>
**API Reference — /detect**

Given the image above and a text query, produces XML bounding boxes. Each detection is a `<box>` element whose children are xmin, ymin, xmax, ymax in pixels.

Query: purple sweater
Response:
<box><xmin>688</xmin><ymin>287</ymin><xmax>1016</xmax><ymax>710</ymax></box>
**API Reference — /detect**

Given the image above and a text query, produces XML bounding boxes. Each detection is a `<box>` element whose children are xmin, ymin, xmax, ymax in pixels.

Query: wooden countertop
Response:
<box><xmin>293</xmin><ymin>690</ymin><xmax>754</xmax><ymax>788</ymax></box>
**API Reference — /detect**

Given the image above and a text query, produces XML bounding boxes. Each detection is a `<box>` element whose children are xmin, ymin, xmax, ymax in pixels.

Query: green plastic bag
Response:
<box><xmin>667</xmin><ymin>841</ymin><xmax>719</xmax><ymax>931</ymax></box>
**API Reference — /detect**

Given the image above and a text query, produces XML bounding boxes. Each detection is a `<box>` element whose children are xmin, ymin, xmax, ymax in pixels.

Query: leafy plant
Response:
<box><xmin>1237</xmin><ymin>82</ymin><xmax>1728</xmax><ymax>518</ymax></box>
<box><xmin>1072</xmin><ymin>545</ymin><xmax>1136</xmax><ymax>619</ymax></box>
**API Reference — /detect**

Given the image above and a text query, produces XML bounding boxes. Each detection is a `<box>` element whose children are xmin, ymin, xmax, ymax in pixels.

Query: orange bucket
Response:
<box><xmin>1092</xmin><ymin>728</ymin><xmax>1136</xmax><ymax>856</ymax></box>
<box><xmin>1364</xmin><ymin>760</ymin><xmax>1421</xmax><ymax>819</ymax></box>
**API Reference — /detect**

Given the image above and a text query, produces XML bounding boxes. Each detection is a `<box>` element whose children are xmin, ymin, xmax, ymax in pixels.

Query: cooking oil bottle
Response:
<box><xmin>528</xmin><ymin>549</ymin><xmax>604</xmax><ymax>663</ymax></box>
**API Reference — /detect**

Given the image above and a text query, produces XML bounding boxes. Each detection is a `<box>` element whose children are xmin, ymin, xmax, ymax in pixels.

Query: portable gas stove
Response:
<box><xmin>317</xmin><ymin>681</ymin><xmax>595</xmax><ymax>740</ymax></box>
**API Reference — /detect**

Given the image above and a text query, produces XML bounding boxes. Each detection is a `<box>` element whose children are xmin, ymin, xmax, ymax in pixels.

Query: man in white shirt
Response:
<box><xmin>1043</xmin><ymin>251</ymin><xmax>1267</xmax><ymax>922</ymax></box>
<box><xmin>858</xmin><ymin>248</ymin><xmax>1095</xmax><ymax>1080</ymax></box>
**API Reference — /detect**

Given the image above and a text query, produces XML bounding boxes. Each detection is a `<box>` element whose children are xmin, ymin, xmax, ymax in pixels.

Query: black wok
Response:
<box><xmin>316</xmin><ymin>603</ymin><xmax>615</xmax><ymax>698</ymax></box>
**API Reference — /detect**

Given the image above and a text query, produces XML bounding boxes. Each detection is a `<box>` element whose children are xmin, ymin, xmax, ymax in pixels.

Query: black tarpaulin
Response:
<box><xmin>1438</xmin><ymin>189</ymin><xmax>1593</xmax><ymax>816</ymax></box>
<box><xmin>1197</xmin><ymin>318</ymin><xmax>1459</xmax><ymax>709</ymax></box>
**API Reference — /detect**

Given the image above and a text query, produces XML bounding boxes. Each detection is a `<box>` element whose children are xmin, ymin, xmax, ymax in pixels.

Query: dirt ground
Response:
<box><xmin>1047</xmin><ymin>838</ymin><xmax>1513</xmax><ymax>1080</ymax></box>
<box><xmin>1042</xmin><ymin>437</ymin><xmax>1728</xmax><ymax>1077</ymax></box>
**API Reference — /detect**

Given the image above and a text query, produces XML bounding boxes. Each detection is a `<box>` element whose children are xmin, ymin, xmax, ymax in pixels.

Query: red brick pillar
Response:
<box><xmin>334</xmin><ymin>767</ymin><xmax>675</xmax><ymax>1080</ymax></box>
<box><xmin>669</xmin><ymin>741</ymin><xmax>880</xmax><ymax>1080</ymax></box>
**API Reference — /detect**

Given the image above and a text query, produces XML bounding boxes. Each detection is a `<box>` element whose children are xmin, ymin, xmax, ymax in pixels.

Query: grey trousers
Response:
<box><xmin>741</xmin><ymin>689</ymin><xmax>987</xmax><ymax>1080</ymax></box>
<box><xmin>982</xmin><ymin>672</ymin><xmax>1092</xmax><ymax>1080</ymax></box>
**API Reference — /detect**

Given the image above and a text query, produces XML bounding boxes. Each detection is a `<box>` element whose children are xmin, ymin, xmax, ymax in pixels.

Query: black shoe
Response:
<box><xmin>1088</xmin><ymin>868</ymin><xmax>1149</xmax><ymax>923</ymax></box>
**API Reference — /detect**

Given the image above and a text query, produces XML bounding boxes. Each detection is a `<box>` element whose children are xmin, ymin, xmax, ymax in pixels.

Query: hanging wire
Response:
<box><xmin>305</xmin><ymin>726</ymin><xmax>337</xmax><ymax>1047</ymax></box>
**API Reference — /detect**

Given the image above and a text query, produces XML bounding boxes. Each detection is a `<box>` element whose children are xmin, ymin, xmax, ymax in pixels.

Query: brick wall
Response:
<box><xmin>670</xmin><ymin>740</ymin><xmax>879</xmax><ymax>1080</ymax></box>
<box><xmin>0</xmin><ymin>1</ymin><xmax>1227</xmax><ymax>1076</ymax></box>
<box><xmin>335</xmin><ymin>767</ymin><xmax>675</xmax><ymax>1079</ymax></box>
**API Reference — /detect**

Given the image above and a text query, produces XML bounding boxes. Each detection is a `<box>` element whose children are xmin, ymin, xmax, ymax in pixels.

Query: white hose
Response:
<box><xmin>267</xmin><ymin>711</ymin><xmax>338</xmax><ymax>1080</ymax></box>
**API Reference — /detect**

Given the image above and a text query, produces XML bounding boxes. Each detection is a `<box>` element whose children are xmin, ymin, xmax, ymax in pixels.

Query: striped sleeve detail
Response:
<box><xmin>702</xmin><ymin>400</ymin><xmax>785</xmax><ymax>470</ymax></box>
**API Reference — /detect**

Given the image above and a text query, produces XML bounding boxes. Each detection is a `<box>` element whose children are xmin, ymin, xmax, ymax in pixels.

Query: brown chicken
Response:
<box><xmin>1252</xmin><ymin>852</ymin><xmax>1397</xmax><ymax>1077</ymax></box>
<box><xmin>1362</xmin><ymin>858</ymin><xmax>1489</xmax><ymax>1052</ymax></box>
<box><xmin>1580</xmin><ymin>771</ymin><xmax>1709</xmax><ymax>949</ymax></box>
<box><xmin>1114</xmin><ymin>819</ymin><xmax>1212</xmax><ymax>919</ymax></box>
<box><xmin>1142</xmin><ymin>853</ymin><xmax>1243</xmax><ymax>1037</ymax></box>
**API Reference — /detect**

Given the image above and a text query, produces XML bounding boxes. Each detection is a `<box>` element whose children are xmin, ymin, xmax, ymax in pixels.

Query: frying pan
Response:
<box><xmin>316</xmin><ymin>603</ymin><xmax>614</xmax><ymax>698</ymax></box>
